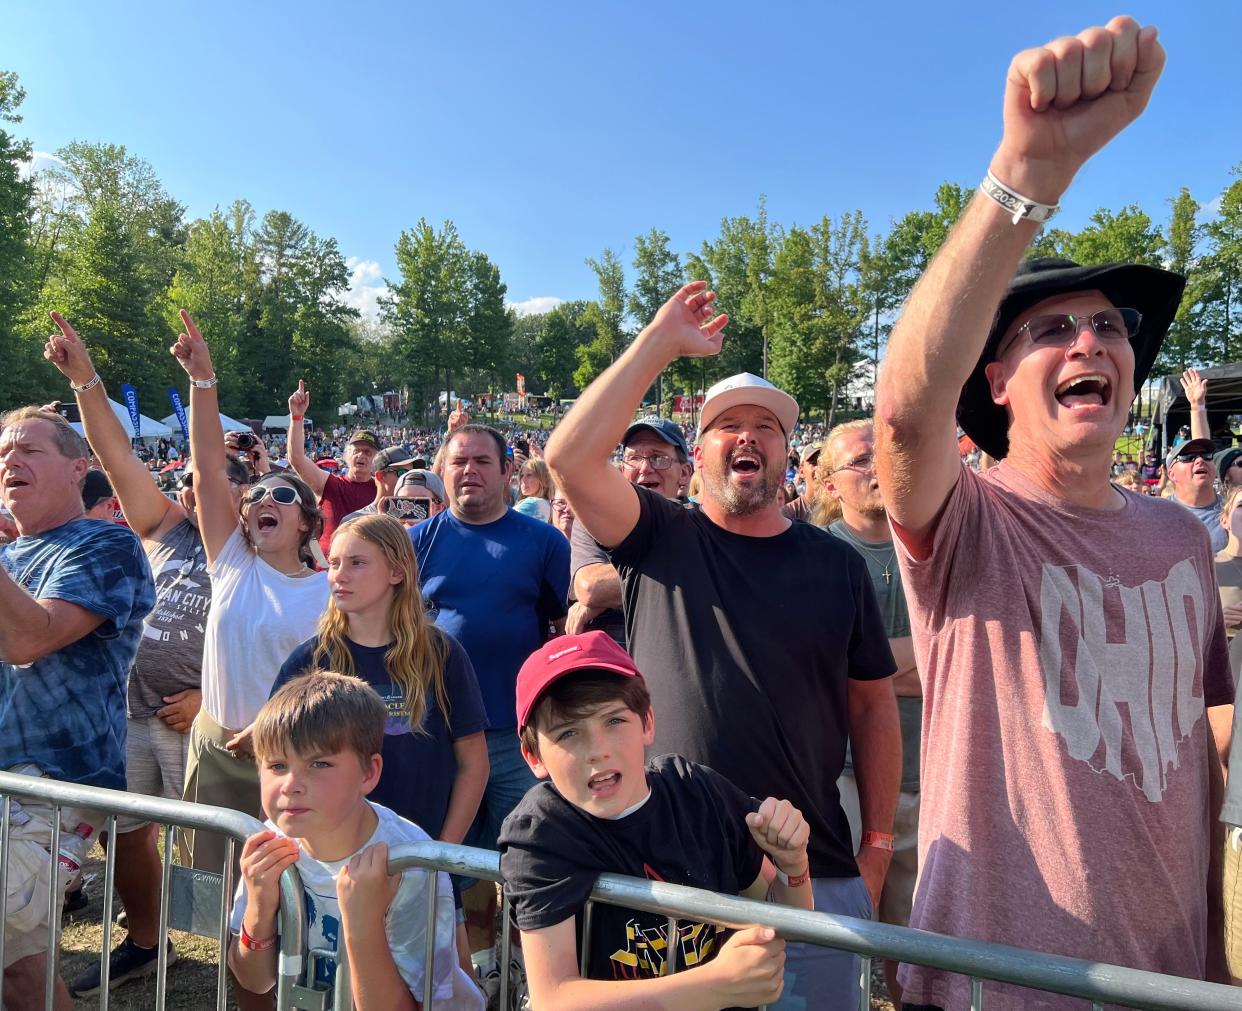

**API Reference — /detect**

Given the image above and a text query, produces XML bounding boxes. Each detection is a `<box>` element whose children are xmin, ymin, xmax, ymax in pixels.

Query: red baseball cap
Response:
<box><xmin>516</xmin><ymin>632</ymin><xmax>643</xmax><ymax>730</ymax></box>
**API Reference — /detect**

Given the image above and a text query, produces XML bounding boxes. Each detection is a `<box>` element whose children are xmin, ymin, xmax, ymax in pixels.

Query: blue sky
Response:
<box><xmin>6</xmin><ymin>1</ymin><xmax>1240</xmax><ymax>321</ymax></box>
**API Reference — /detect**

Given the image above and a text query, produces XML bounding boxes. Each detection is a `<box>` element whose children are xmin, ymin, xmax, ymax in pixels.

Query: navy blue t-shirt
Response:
<box><xmin>0</xmin><ymin>518</ymin><xmax>155</xmax><ymax>788</ymax></box>
<box><xmin>274</xmin><ymin>632</ymin><xmax>488</xmax><ymax>836</ymax></box>
<box><xmin>411</xmin><ymin>508</ymin><xmax>570</xmax><ymax>729</ymax></box>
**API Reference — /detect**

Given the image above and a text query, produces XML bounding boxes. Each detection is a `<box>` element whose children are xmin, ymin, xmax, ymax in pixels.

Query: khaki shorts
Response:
<box><xmin>1225</xmin><ymin>825</ymin><xmax>1242</xmax><ymax>978</ymax></box>
<box><xmin>2</xmin><ymin>765</ymin><xmax>101</xmax><ymax>968</ymax></box>
<box><xmin>116</xmin><ymin>715</ymin><xmax>191</xmax><ymax>835</ymax></box>
<box><xmin>181</xmin><ymin>711</ymin><xmax>262</xmax><ymax>874</ymax></box>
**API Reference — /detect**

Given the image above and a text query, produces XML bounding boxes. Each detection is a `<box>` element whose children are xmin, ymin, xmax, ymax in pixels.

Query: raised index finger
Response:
<box><xmin>49</xmin><ymin>311</ymin><xmax>79</xmax><ymax>341</ymax></box>
<box><xmin>179</xmin><ymin>308</ymin><xmax>202</xmax><ymax>342</ymax></box>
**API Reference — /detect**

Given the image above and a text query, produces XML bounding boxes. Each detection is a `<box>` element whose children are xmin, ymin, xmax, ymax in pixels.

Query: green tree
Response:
<box><xmin>1155</xmin><ymin>188</ymin><xmax>1212</xmax><ymax>374</ymax></box>
<box><xmin>885</xmin><ymin>182</ymin><xmax>970</xmax><ymax>304</ymax></box>
<box><xmin>54</xmin><ymin>197</ymin><xmax>176</xmax><ymax>407</ymax></box>
<box><xmin>0</xmin><ymin>72</ymin><xmax>38</xmax><ymax>407</ymax></box>
<box><xmin>629</xmin><ymin>229</ymin><xmax>682</xmax><ymax>412</ymax></box>
<box><xmin>382</xmin><ymin>218</ymin><xmax>469</xmax><ymax>423</ymax></box>
<box><xmin>167</xmin><ymin>201</ymin><xmax>263</xmax><ymax>416</ymax></box>
<box><xmin>1068</xmin><ymin>205</ymin><xmax>1165</xmax><ymax>266</ymax></box>
<box><xmin>768</xmin><ymin>212</ymin><xmax>868</xmax><ymax>424</ymax></box>
<box><xmin>679</xmin><ymin>198</ymin><xmax>782</xmax><ymax>402</ymax></box>
<box><xmin>536</xmin><ymin>301</ymin><xmax>592</xmax><ymax>399</ymax></box>
<box><xmin>574</xmin><ymin>248</ymin><xmax>628</xmax><ymax>389</ymax></box>
<box><xmin>1200</xmin><ymin>169</ymin><xmax>1242</xmax><ymax>362</ymax></box>
<box><xmin>460</xmin><ymin>251</ymin><xmax>513</xmax><ymax>401</ymax></box>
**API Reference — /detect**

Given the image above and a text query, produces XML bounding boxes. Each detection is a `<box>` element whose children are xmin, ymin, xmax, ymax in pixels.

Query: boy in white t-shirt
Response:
<box><xmin>227</xmin><ymin>671</ymin><xmax>482</xmax><ymax>1009</ymax></box>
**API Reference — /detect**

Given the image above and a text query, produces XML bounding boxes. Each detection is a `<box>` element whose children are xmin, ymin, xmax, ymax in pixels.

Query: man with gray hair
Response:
<box><xmin>546</xmin><ymin>288</ymin><xmax>899</xmax><ymax>1008</ymax></box>
<box><xmin>0</xmin><ymin>406</ymin><xmax>154</xmax><ymax>1009</ymax></box>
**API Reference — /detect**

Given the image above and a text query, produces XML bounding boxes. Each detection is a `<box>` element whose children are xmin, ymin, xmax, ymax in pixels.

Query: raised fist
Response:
<box><xmin>992</xmin><ymin>17</ymin><xmax>1166</xmax><ymax>203</ymax></box>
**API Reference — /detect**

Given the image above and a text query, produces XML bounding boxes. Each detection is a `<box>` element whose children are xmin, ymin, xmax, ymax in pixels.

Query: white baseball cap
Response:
<box><xmin>697</xmin><ymin>373</ymin><xmax>799</xmax><ymax>440</ymax></box>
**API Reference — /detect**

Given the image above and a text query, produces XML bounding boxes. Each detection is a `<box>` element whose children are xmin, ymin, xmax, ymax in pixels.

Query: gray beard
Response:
<box><xmin>703</xmin><ymin>468</ymin><xmax>780</xmax><ymax>516</ymax></box>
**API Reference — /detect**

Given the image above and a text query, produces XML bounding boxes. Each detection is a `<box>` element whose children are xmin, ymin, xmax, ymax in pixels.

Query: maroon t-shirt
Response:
<box><xmin>897</xmin><ymin>462</ymin><xmax>1232</xmax><ymax>1010</ymax></box>
<box><xmin>318</xmin><ymin>474</ymin><xmax>377</xmax><ymax>553</ymax></box>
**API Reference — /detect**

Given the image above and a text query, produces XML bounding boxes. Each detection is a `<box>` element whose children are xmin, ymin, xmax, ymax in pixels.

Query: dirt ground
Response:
<box><xmin>58</xmin><ymin>845</ymin><xmax>896</xmax><ymax>1010</ymax></box>
<box><xmin>59</xmin><ymin>846</ymin><xmax>230</xmax><ymax>1010</ymax></box>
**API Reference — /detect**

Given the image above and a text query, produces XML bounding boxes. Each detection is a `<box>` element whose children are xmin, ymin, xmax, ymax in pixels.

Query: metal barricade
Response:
<box><xmin>0</xmin><ymin>770</ymin><xmax>306</xmax><ymax>1011</ymax></box>
<box><xmin>313</xmin><ymin>840</ymin><xmax>1242</xmax><ymax>1011</ymax></box>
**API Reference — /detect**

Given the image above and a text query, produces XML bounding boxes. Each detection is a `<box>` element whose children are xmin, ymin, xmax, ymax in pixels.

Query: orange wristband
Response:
<box><xmin>862</xmin><ymin>830</ymin><xmax>895</xmax><ymax>852</ymax></box>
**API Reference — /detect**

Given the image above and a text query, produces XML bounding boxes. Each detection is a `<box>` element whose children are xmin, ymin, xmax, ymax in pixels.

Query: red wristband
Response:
<box><xmin>775</xmin><ymin>863</ymin><xmax>811</xmax><ymax>888</ymax></box>
<box><xmin>290</xmin><ymin>415</ymin><xmax>304</xmax><ymax>423</ymax></box>
<box><xmin>862</xmin><ymin>830</ymin><xmax>895</xmax><ymax>852</ymax></box>
<box><xmin>239</xmin><ymin>924</ymin><xmax>277</xmax><ymax>951</ymax></box>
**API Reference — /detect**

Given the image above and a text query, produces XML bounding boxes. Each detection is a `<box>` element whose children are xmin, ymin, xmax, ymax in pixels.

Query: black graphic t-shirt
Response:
<box><xmin>499</xmin><ymin>755</ymin><xmax>763</xmax><ymax>984</ymax></box>
<box><xmin>129</xmin><ymin>518</ymin><xmax>210</xmax><ymax>717</ymax></box>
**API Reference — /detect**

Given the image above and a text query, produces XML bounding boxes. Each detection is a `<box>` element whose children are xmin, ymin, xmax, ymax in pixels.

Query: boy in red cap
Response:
<box><xmin>499</xmin><ymin>631</ymin><xmax>813</xmax><ymax>1009</ymax></box>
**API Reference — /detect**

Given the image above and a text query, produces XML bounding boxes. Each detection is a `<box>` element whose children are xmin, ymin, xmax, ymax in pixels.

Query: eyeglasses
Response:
<box><xmin>829</xmin><ymin>453</ymin><xmax>876</xmax><ymax>476</ymax></box>
<box><xmin>622</xmin><ymin>452</ymin><xmax>678</xmax><ymax>471</ymax></box>
<box><xmin>243</xmin><ymin>483</ymin><xmax>302</xmax><ymax>507</ymax></box>
<box><xmin>999</xmin><ymin>307</ymin><xmax>1142</xmax><ymax>358</ymax></box>
<box><xmin>551</xmin><ymin>499</ymin><xmax>572</xmax><ymax>512</ymax></box>
<box><xmin>1173</xmin><ymin>451</ymin><xmax>1214</xmax><ymax>464</ymax></box>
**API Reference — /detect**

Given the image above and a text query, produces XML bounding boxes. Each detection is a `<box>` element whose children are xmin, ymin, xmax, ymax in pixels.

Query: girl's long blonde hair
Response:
<box><xmin>313</xmin><ymin>514</ymin><xmax>449</xmax><ymax>734</ymax></box>
<box><xmin>517</xmin><ymin>459</ymin><xmax>552</xmax><ymax>502</ymax></box>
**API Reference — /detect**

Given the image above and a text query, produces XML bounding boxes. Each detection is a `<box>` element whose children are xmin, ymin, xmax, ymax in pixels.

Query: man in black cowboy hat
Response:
<box><xmin>875</xmin><ymin>16</ymin><xmax>1233</xmax><ymax>1009</ymax></box>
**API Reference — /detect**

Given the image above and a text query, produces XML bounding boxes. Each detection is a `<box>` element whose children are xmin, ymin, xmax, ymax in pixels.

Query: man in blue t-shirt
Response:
<box><xmin>0</xmin><ymin>406</ymin><xmax>155</xmax><ymax>1007</ymax></box>
<box><xmin>410</xmin><ymin>423</ymin><xmax>569</xmax><ymax>981</ymax></box>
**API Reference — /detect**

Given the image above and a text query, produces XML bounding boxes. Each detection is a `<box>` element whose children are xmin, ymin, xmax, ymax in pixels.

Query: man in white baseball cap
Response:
<box><xmin>546</xmin><ymin>283</ymin><xmax>899</xmax><ymax>1009</ymax></box>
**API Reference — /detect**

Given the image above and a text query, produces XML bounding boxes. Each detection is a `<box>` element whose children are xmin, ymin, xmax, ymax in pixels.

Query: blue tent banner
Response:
<box><xmin>120</xmin><ymin>384</ymin><xmax>142</xmax><ymax>441</ymax></box>
<box><xmin>167</xmin><ymin>388</ymin><xmax>189</xmax><ymax>440</ymax></box>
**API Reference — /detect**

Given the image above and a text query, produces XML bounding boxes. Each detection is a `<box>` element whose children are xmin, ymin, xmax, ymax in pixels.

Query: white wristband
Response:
<box><xmin>980</xmin><ymin>171</ymin><xmax>1060</xmax><ymax>225</ymax></box>
<box><xmin>70</xmin><ymin>373</ymin><xmax>101</xmax><ymax>394</ymax></box>
<box><xmin>190</xmin><ymin>375</ymin><xmax>218</xmax><ymax>389</ymax></box>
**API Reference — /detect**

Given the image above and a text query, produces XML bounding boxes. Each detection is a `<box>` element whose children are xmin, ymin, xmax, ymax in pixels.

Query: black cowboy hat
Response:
<box><xmin>957</xmin><ymin>257</ymin><xmax>1186</xmax><ymax>460</ymax></box>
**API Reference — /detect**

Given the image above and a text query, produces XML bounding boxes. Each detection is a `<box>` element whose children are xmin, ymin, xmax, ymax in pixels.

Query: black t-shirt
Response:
<box><xmin>568</xmin><ymin>520</ymin><xmax>627</xmax><ymax>645</ymax></box>
<box><xmin>610</xmin><ymin>487</ymin><xmax>895</xmax><ymax>878</ymax></box>
<box><xmin>499</xmin><ymin>755</ymin><xmax>763</xmax><ymax>982</ymax></box>
<box><xmin>274</xmin><ymin>632</ymin><xmax>488</xmax><ymax>836</ymax></box>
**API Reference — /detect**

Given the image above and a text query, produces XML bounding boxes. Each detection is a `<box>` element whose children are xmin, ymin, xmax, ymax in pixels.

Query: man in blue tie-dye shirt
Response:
<box><xmin>0</xmin><ymin>405</ymin><xmax>154</xmax><ymax>1009</ymax></box>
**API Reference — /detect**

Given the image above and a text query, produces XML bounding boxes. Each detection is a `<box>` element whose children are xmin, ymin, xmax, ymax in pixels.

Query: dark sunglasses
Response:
<box><xmin>243</xmin><ymin>483</ymin><xmax>301</xmax><ymax>506</ymax></box>
<box><xmin>999</xmin><ymin>307</ymin><xmax>1142</xmax><ymax>358</ymax></box>
<box><xmin>1174</xmin><ymin>451</ymin><xmax>1214</xmax><ymax>464</ymax></box>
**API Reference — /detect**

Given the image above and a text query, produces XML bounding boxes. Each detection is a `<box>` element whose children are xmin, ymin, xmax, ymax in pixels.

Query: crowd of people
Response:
<box><xmin>2</xmin><ymin>15</ymin><xmax>1241</xmax><ymax>1011</ymax></box>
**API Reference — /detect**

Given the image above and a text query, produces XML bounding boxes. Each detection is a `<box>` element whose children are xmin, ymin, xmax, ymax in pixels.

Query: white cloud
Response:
<box><xmin>507</xmin><ymin>296</ymin><xmax>564</xmax><ymax>317</ymax></box>
<box><xmin>342</xmin><ymin>256</ymin><xmax>390</xmax><ymax>323</ymax></box>
<box><xmin>1197</xmin><ymin>193</ymin><xmax>1224</xmax><ymax>222</ymax></box>
<box><xmin>18</xmin><ymin>150</ymin><xmax>65</xmax><ymax>181</ymax></box>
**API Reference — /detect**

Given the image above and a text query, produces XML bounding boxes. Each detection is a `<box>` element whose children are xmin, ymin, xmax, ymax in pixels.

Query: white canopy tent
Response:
<box><xmin>69</xmin><ymin>399</ymin><xmax>173</xmax><ymax>440</ymax></box>
<box><xmin>161</xmin><ymin>411</ymin><xmax>251</xmax><ymax>434</ymax></box>
<box><xmin>262</xmin><ymin>415</ymin><xmax>311</xmax><ymax>431</ymax></box>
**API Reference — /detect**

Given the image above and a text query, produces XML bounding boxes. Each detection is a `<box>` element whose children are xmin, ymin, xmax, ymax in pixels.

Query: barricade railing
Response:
<box><xmin>2</xmin><ymin>774</ymin><xmax>1235</xmax><ymax>1011</ymax></box>
<box><xmin>320</xmin><ymin>840</ymin><xmax>1242</xmax><ymax>1011</ymax></box>
<box><xmin>0</xmin><ymin>770</ymin><xmax>305</xmax><ymax>1011</ymax></box>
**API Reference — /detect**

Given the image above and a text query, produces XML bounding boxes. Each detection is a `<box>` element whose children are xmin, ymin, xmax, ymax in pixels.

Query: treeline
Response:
<box><xmin>1</xmin><ymin>69</ymin><xmax>1239</xmax><ymax>424</ymax></box>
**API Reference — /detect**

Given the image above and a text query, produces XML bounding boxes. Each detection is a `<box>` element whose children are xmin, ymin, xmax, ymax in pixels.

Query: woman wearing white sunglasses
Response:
<box><xmin>170</xmin><ymin>311</ymin><xmax>329</xmax><ymax>877</ymax></box>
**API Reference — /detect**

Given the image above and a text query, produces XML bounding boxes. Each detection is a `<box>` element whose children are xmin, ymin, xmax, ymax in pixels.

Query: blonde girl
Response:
<box><xmin>273</xmin><ymin>514</ymin><xmax>489</xmax><ymax>846</ymax></box>
<box><xmin>514</xmin><ymin>459</ymin><xmax>553</xmax><ymax>521</ymax></box>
